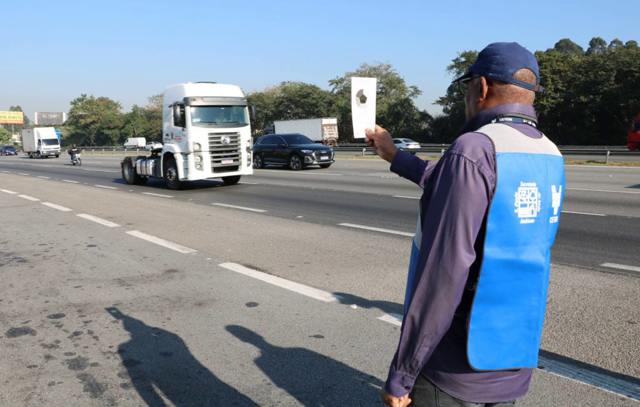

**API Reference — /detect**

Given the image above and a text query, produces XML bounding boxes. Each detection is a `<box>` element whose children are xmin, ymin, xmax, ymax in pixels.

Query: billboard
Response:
<box><xmin>0</xmin><ymin>111</ymin><xmax>24</xmax><ymax>125</ymax></box>
<box><xmin>35</xmin><ymin>112</ymin><xmax>67</xmax><ymax>126</ymax></box>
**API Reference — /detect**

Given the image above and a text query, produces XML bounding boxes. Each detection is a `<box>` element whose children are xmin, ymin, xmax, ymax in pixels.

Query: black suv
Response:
<box><xmin>253</xmin><ymin>133</ymin><xmax>334</xmax><ymax>170</ymax></box>
<box><xmin>0</xmin><ymin>145</ymin><xmax>17</xmax><ymax>156</ymax></box>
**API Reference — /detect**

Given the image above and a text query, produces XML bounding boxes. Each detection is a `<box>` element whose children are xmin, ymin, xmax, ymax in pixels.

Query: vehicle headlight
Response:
<box><xmin>301</xmin><ymin>149</ymin><xmax>313</xmax><ymax>154</ymax></box>
<box><xmin>194</xmin><ymin>142</ymin><xmax>202</xmax><ymax>152</ymax></box>
<box><xmin>195</xmin><ymin>154</ymin><xmax>203</xmax><ymax>170</ymax></box>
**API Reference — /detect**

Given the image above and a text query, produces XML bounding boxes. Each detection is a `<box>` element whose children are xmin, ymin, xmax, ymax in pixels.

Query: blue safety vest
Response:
<box><xmin>467</xmin><ymin>123</ymin><xmax>565</xmax><ymax>370</ymax></box>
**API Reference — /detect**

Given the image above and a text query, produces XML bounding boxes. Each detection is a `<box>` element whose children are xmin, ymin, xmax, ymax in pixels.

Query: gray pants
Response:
<box><xmin>409</xmin><ymin>375</ymin><xmax>516</xmax><ymax>407</ymax></box>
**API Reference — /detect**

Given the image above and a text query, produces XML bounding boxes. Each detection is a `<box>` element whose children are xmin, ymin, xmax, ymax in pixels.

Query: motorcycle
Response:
<box><xmin>70</xmin><ymin>152</ymin><xmax>82</xmax><ymax>166</ymax></box>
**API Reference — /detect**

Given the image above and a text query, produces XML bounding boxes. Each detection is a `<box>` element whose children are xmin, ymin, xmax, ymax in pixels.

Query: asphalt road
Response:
<box><xmin>2</xmin><ymin>155</ymin><xmax>639</xmax><ymax>276</ymax></box>
<box><xmin>0</xmin><ymin>155</ymin><xmax>639</xmax><ymax>406</ymax></box>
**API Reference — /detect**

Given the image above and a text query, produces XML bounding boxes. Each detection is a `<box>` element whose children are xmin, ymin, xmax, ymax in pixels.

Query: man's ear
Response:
<box><xmin>478</xmin><ymin>76</ymin><xmax>490</xmax><ymax>102</ymax></box>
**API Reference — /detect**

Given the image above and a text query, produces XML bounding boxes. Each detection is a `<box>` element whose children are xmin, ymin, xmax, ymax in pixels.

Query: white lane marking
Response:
<box><xmin>94</xmin><ymin>184</ymin><xmax>117</xmax><ymax>190</ymax></box>
<box><xmin>142</xmin><ymin>192</ymin><xmax>174</xmax><ymax>198</ymax></box>
<box><xmin>600</xmin><ymin>263</ymin><xmax>640</xmax><ymax>273</ymax></box>
<box><xmin>37</xmin><ymin>176</ymin><xmax>50</xmax><ymax>179</ymax></box>
<box><xmin>18</xmin><ymin>194</ymin><xmax>40</xmax><ymax>201</ymax></box>
<box><xmin>63</xmin><ymin>179</ymin><xmax>79</xmax><ymax>184</ymax></box>
<box><xmin>212</xmin><ymin>203</ymin><xmax>267</xmax><ymax>213</ymax></box>
<box><xmin>0</xmin><ymin>189</ymin><xmax>18</xmax><ymax>194</ymax></box>
<box><xmin>77</xmin><ymin>214</ymin><xmax>120</xmax><ymax>228</ymax></box>
<box><xmin>18</xmin><ymin>172</ymin><xmax>30</xmax><ymax>176</ymax></box>
<box><xmin>219</xmin><ymin>262</ymin><xmax>339</xmax><ymax>303</ymax></box>
<box><xmin>264</xmin><ymin>171</ymin><xmax>343</xmax><ymax>177</ymax></box>
<box><xmin>393</xmin><ymin>195</ymin><xmax>420</xmax><ymax>200</ymax></box>
<box><xmin>378</xmin><ymin>313</ymin><xmax>403</xmax><ymax>327</ymax></box>
<box><xmin>338</xmin><ymin>223</ymin><xmax>414</xmax><ymax>237</ymax></box>
<box><xmin>561</xmin><ymin>210</ymin><xmax>606</xmax><ymax>217</ymax></box>
<box><xmin>567</xmin><ymin>187</ymin><xmax>640</xmax><ymax>195</ymax></box>
<box><xmin>126</xmin><ymin>230</ymin><xmax>197</xmax><ymax>254</ymax></box>
<box><xmin>1</xmin><ymin>170</ymin><xmax>9</xmax><ymax>173</ymax></box>
<box><xmin>82</xmin><ymin>168</ymin><xmax>120</xmax><ymax>173</ymax></box>
<box><xmin>239</xmin><ymin>181</ymin><xmax>260</xmax><ymax>185</ymax></box>
<box><xmin>42</xmin><ymin>202</ymin><xmax>72</xmax><ymax>212</ymax></box>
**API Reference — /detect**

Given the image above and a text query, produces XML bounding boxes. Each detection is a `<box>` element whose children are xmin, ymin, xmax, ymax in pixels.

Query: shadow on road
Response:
<box><xmin>226</xmin><ymin>324</ymin><xmax>383</xmax><ymax>406</ymax></box>
<box><xmin>107</xmin><ymin>307</ymin><xmax>258</xmax><ymax>407</ymax></box>
<box><xmin>334</xmin><ymin>291</ymin><xmax>403</xmax><ymax>316</ymax></box>
<box><xmin>111</xmin><ymin>177</ymin><xmax>244</xmax><ymax>191</ymax></box>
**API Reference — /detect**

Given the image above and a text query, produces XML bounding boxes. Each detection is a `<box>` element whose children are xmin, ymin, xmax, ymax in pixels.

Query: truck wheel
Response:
<box><xmin>222</xmin><ymin>175</ymin><xmax>241</xmax><ymax>186</ymax></box>
<box><xmin>253</xmin><ymin>154</ymin><xmax>264</xmax><ymax>169</ymax></box>
<box><xmin>289</xmin><ymin>154</ymin><xmax>303</xmax><ymax>171</ymax></box>
<box><xmin>163</xmin><ymin>157</ymin><xmax>182</xmax><ymax>190</ymax></box>
<box><xmin>36</xmin><ymin>151</ymin><xmax>41</xmax><ymax>159</ymax></box>
<box><xmin>121</xmin><ymin>157</ymin><xmax>147</xmax><ymax>185</ymax></box>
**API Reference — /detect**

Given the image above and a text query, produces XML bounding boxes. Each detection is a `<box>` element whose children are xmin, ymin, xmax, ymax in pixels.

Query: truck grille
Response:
<box><xmin>208</xmin><ymin>132</ymin><xmax>241</xmax><ymax>172</ymax></box>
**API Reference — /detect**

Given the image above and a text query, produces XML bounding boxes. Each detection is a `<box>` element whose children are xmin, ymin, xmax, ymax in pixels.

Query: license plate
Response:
<box><xmin>320</xmin><ymin>156</ymin><xmax>329</xmax><ymax>161</ymax></box>
<box><xmin>222</xmin><ymin>159</ymin><xmax>233</xmax><ymax>164</ymax></box>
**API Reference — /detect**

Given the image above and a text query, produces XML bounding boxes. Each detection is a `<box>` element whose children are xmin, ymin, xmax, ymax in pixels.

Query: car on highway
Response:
<box><xmin>393</xmin><ymin>138</ymin><xmax>421</xmax><ymax>154</ymax></box>
<box><xmin>252</xmin><ymin>133</ymin><xmax>334</xmax><ymax>170</ymax></box>
<box><xmin>0</xmin><ymin>145</ymin><xmax>18</xmax><ymax>156</ymax></box>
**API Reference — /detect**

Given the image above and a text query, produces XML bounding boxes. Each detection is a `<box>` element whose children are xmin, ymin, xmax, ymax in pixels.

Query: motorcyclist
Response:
<box><xmin>67</xmin><ymin>144</ymin><xmax>81</xmax><ymax>163</ymax></box>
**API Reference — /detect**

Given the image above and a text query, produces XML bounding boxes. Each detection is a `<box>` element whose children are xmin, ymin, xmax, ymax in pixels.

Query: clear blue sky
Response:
<box><xmin>3</xmin><ymin>0</ymin><xmax>638</xmax><ymax>119</ymax></box>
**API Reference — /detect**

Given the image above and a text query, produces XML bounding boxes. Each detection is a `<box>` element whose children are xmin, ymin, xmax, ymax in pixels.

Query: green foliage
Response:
<box><xmin>248</xmin><ymin>82</ymin><xmax>335</xmax><ymax>134</ymax></box>
<box><xmin>0</xmin><ymin>127</ymin><xmax>11</xmax><ymax>144</ymax></box>
<box><xmin>329</xmin><ymin>63</ymin><xmax>430</xmax><ymax>141</ymax></box>
<box><xmin>65</xmin><ymin>95</ymin><xmax>124</xmax><ymax>146</ymax></box>
<box><xmin>121</xmin><ymin>94</ymin><xmax>163</xmax><ymax>143</ymax></box>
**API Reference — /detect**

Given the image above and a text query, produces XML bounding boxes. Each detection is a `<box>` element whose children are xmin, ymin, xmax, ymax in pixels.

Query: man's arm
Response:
<box><xmin>384</xmin><ymin>150</ymin><xmax>494</xmax><ymax>397</ymax></box>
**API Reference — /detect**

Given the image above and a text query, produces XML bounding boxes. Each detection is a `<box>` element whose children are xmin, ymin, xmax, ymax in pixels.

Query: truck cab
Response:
<box><xmin>122</xmin><ymin>82</ymin><xmax>254</xmax><ymax>189</ymax></box>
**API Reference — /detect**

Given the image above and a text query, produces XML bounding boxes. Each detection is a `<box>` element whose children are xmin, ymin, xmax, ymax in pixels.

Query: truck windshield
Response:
<box><xmin>42</xmin><ymin>139</ymin><xmax>59</xmax><ymax>146</ymax></box>
<box><xmin>190</xmin><ymin>106</ymin><xmax>249</xmax><ymax>127</ymax></box>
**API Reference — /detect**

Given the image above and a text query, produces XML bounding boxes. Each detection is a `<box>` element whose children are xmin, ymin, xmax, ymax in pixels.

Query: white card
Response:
<box><xmin>351</xmin><ymin>77</ymin><xmax>377</xmax><ymax>139</ymax></box>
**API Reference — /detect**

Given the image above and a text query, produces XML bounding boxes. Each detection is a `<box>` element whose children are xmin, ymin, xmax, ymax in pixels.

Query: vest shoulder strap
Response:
<box><xmin>477</xmin><ymin>123</ymin><xmax>561</xmax><ymax>156</ymax></box>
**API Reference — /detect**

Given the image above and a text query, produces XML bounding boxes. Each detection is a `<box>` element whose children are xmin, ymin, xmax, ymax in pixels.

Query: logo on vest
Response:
<box><xmin>550</xmin><ymin>185</ymin><xmax>562</xmax><ymax>224</ymax></box>
<box><xmin>514</xmin><ymin>181</ymin><xmax>541</xmax><ymax>224</ymax></box>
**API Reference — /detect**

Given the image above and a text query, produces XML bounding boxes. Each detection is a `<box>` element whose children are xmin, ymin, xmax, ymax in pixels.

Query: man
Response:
<box><xmin>366</xmin><ymin>42</ymin><xmax>565</xmax><ymax>407</ymax></box>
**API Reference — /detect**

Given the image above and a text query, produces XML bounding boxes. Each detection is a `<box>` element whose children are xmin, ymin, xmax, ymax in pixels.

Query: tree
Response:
<box><xmin>0</xmin><ymin>127</ymin><xmax>11</xmax><ymax>144</ymax></box>
<box><xmin>329</xmin><ymin>63</ymin><xmax>430</xmax><ymax>141</ymax></box>
<box><xmin>586</xmin><ymin>37</ymin><xmax>607</xmax><ymax>55</ymax></box>
<box><xmin>433</xmin><ymin>50</ymin><xmax>478</xmax><ymax>142</ymax></box>
<box><xmin>608</xmin><ymin>38</ymin><xmax>624</xmax><ymax>50</ymax></box>
<box><xmin>248</xmin><ymin>82</ymin><xmax>335</xmax><ymax>135</ymax></box>
<box><xmin>553</xmin><ymin>39</ymin><xmax>584</xmax><ymax>55</ymax></box>
<box><xmin>65</xmin><ymin>95</ymin><xmax>123</xmax><ymax>146</ymax></box>
<box><xmin>121</xmin><ymin>94</ymin><xmax>163</xmax><ymax>143</ymax></box>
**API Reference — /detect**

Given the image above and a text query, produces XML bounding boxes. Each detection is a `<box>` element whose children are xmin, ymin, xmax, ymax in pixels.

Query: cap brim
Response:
<box><xmin>452</xmin><ymin>72</ymin><xmax>472</xmax><ymax>83</ymax></box>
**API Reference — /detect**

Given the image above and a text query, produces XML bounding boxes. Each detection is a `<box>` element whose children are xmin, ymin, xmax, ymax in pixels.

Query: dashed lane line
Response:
<box><xmin>377</xmin><ymin>313</ymin><xmax>402</xmax><ymax>326</ymax></box>
<box><xmin>76</xmin><ymin>214</ymin><xmax>120</xmax><ymax>228</ymax></box>
<box><xmin>393</xmin><ymin>195</ymin><xmax>420</xmax><ymax>200</ymax></box>
<box><xmin>18</xmin><ymin>194</ymin><xmax>40</xmax><ymax>202</ymax></box>
<box><xmin>37</xmin><ymin>176</ymin><xmax>50</xmax><ymax>179</ymax></box>
<box><xmin>18</xmin><ymin>172</ymin><xmax>30</xmax><ymax>176</ymax></box>
<box><xmin>0</xmin><ymin>189</ymin><xmax>18</xmax><ymax>194</ymax></box>
<box><xmin>142</xmin><ymin>192</ymin><xmax>174</xmax><ymax>198</ymax></box>
<box><xmin>126</xmin><ymin>230</ymin><xmax>197</xmax><ymax>254</ymax></box>
<box><xmin>567</xmin><ymin>187</ymin><xmax>640</xmax><ymax>195</ymax></box>
<box><xmin>212</xmin><ymin>203</ymin><xmax>267</xmax><ymax>213</ymax></box>
<box><xmin>375</xmin><ymin>312</ymin><xmax>639</xmax><ymax>400</ymax></box>
<box><xmin>219</xmin><ymin>262</ymin><xmax>339</xmax><ymax>303</ymax></box>
<box><xmin>42</xmin><ymin>202</ymin><xmax>72</xmax><ymax>212</ymax></box>
<box><xmin>94</xmin><ymin>184</ymin><xmax>118</xmax><ymax>190</ymax></box>
<box><xmin>600</xmin><ymin>263</ymin><xmax>640</xmax><ymax>274</ymax></box>
<box><xmin>338</xmin><ymin>223</ymin><xmax>414</xmax><ymax>237</ymax></box>
<box><xmin>562</xmin><ymin>210</ymin><xmax>606</xmax><ymax>217</ymax></box>
<box><xmin>63</xmin><ymin>179</ymin><xmax>80</xmax><ymax>184</ymax></box>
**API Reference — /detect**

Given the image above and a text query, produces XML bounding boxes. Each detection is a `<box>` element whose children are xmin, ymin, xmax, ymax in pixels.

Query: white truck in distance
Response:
<box><xmin>273</xmin><ymin>118</ymin><xmax>339</xmax><ymax>146</ymax></box>
<box><xmin>121</xmin><ymin>82</ymin><xmax>254</xmax><ymax>190</ymax></box>
<box><xmin>21</xmin><ymin>127</ymin><xmax>61</xmax><ymax>158</ymax></box>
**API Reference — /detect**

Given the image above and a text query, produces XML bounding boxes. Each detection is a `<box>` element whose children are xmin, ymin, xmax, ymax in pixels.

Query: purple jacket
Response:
<box><xmin>385</xmin><ymin>104</ymin><xmax>544</xmax><ymax>403</ymax></box>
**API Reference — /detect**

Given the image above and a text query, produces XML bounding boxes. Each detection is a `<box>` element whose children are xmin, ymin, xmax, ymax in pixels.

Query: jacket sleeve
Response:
<box><xmin>384</xmin><ymin>151</ymin><xmax>493</xmax><ymax>397</ymax></box>
<box><xmin>390</xmin><ymin>150</ymin><xmax>437</xmax><ymax>189</ymax></box>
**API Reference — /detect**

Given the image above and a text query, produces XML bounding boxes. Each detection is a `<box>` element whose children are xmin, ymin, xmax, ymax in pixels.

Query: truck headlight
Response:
<box><xmin>195</xmin><ymin>154</ymin><xmax>203</xmax><ymax>170</ymax></box>
<box><xmin>194</xmin><ymin>142</ymin><xmax>202</xmax><ymax>152</ymax></box>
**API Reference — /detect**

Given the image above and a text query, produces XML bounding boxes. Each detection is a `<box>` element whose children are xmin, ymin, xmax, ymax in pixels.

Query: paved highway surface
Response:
<box><xmin>0</xmin><ymin>155</ymin><xmax>638</xmax><ymax>406</ymax></box>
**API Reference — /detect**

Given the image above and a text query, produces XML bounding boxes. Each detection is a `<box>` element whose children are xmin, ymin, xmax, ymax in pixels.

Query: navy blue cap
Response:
<box><xmin>454</xmin><ymin>42</ymin><xmax>543</xmax><ymax>92</ymax></box>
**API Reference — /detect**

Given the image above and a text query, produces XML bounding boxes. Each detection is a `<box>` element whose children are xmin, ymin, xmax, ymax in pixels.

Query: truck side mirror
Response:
<box><xmin>250</xmin><ymin>105</ymin><xmax>257</xmax><ymax>122</ymax></box>
<box><xmin>173</xmin><ymin>104</ymin><xmax>185</xmax><ymax>128</ymax></box>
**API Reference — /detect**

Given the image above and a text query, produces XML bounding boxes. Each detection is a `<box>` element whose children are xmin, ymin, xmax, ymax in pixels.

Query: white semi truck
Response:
<box><xmin>121</xmin><ymin>82</ymin><xmax>254</xmax><ymax>190</ymax></box>
<box><xmin>21</xmin><ymin>127</ymin><xmax>61</xmax><ymax>158</ymax></box>
<box><xmin>273</xmin><ymin>118</ymin><xmax>339</xmax><ymax>146</ymax></box>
